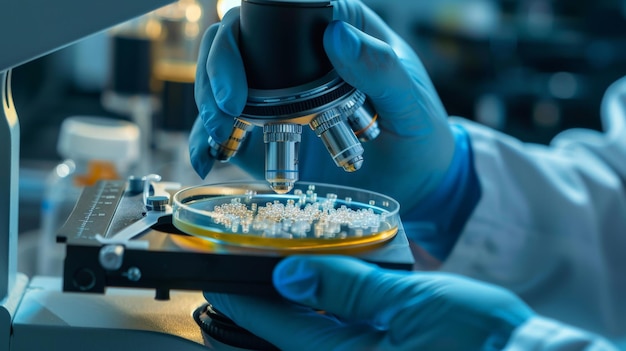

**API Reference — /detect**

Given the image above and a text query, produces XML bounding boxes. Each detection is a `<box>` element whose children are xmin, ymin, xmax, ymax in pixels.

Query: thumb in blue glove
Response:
<box><xmin>206</xmin><ymin>255</ymin><xmax>534</xmax><ymax>351</ymax></box>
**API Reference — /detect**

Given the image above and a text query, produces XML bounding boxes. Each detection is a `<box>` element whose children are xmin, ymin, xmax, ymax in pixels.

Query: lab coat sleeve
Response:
<box><xmin>505</xmin><ymin>316</ymin><xmax>619</xmax><ymax>351</ymax></box>
<box><xmin>442</xmin><ymin>75</ymin><xmax>626</xmax><ymax>341</ymax></box>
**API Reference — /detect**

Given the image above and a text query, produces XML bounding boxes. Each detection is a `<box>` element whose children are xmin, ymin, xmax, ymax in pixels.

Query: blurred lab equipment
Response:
<box><xmin>153</xmin><ymin>0</ymin><xmax>203</xmax><ymax>133</ymax></box>
<box><xmin>101</xmin><ymin>13</ymin><xmax>162</xmax><ymax>176</ymax></box>
<box><xmin>216</xmin><ymin>0</ymin><xmax>241</xmax><ymax>19</ymax></box>
<box><xmin>351</xmin><ymin>0</ymin><xmax>626</xmax><ymax>147</ymax></box>
<box><xmin>369</xmin><ymin>0</ymin><xmax>626</xmax><ymax>144</ymax></box>
<box><xmin>151</xmin><ymin>0</ymin><xmax>216</xmax><ymax>184</ymax></box>
<box><xmin>101</xmin><ymin>0</ymin><xmax>215</xmax><ymax>183</ymax></box>
<box><xmin>38</xmin><ymin>116</ymin><xmax>139</xmax><ymax>276</ymax></box>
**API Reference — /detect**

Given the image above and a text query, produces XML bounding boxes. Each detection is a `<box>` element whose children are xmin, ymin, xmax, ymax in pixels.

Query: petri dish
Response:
<box><xmin>172</xmin><ymin>181</ymin><xmax>400</xmax><ymax>253</ymax></box>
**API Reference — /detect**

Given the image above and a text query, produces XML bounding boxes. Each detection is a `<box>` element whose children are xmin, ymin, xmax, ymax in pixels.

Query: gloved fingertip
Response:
<box><xmin>190</xmin><ymin>161</ymin><xmax>205</xmax><ymax>179</ymax></box>
<box><xmin>198</xmin><ymin>104</ymin><xmax>229</xmax><ymax>140</ymax></box>
<box><xmin>189</xmin><ymin>116</ymin><xmax>214</xmax><ymax>179</ymax></box>
<box><xmin>189</xmin><ymin>145</ymin><xmax>212</xmax><ymax>179</ymax></box>
<box><xmin>198</xmin><ymin>103</ymin><xmax>212</xmax><ymax>121</ymax></box>
<box><xmin>273</xmin><ymin>256</ymin><xmax>319</xmax><ymax>304</ymax></box>
<box><xmin>215</xmin><ymin>89</ymin><xmax>246</xmax><ymax>117</ymax></box>
<box><xmin>194</xmin><ymin>163</ymin><xmax>209</xmax><ymax>179</ymax></box>
<box><xmin>214</xmin><ymin>88</ymin><xmax>229</xmax><ymax>109</ymax></box>
<box><xmin>324</xmin><ymin>20</ymin><xmax>361</xmax><ymax>62</ymax></box>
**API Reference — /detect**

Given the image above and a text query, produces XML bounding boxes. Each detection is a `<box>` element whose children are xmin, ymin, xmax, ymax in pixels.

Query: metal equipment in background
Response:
<box><xmin>363</xmin><ymin>0</ymin><xmax>626</xmax><ymax>144</ymax></box>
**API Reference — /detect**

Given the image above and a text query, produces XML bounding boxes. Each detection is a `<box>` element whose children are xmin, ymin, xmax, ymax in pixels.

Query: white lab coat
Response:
<box><xmin>444</xmin><ymin>75</ymin><xmax>626</xmax><ymax>351</ymax></box>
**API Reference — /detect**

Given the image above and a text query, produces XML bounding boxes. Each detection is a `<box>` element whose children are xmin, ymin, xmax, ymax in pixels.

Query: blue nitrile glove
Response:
<box><xmin>205</xmin><ymin>255</ymin><xmax>535</xmax><ymax>351</ymax></box>
<box><xmin>190</xmin><ymin>0</ymin><xmax>481</xmax><ymax>260</ymax></box>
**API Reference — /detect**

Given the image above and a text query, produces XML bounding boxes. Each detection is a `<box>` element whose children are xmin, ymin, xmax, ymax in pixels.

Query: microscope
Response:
<box><xmin>1</xmin><ymin>1</ymin><xmax>413</xmax><ymax>350</ymax></box>
<box><xmin>209</xmin><ymin>0</ymin><xmax>380</xmax><ymax>194</ymax></box>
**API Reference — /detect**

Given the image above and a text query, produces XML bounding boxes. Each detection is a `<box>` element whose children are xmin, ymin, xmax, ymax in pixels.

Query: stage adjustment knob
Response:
<box><xmin>193</xmin><ymin>303</ymin><xmax>279</xmax><ymax>351</ymax></box>
<box><xmin>146</xmin><ymin>195</ymin><xmax>169</xmax><ymax>211</ymax></box>
<box><xmin>99</xmin><ymin>244</ymin><xmax>125</xmax><ymax>271</ymax></box>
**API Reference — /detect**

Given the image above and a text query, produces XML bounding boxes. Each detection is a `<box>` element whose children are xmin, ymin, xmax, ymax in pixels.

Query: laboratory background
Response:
<box><xmin>14</xmin><ymin>0</ymin><xmax>626</xmax><ymax>276</ymax></box>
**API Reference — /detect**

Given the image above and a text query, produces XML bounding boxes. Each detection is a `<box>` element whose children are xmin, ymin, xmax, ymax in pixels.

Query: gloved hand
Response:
<box><xmin>191</xmin><ymin>0</ymin><xmax>481</xmax><ymax>260</ymax></box>
<box><xmin>205</xmin><ymin>255</ymin><xmax>535</xmax><ymax>351</ymax></box>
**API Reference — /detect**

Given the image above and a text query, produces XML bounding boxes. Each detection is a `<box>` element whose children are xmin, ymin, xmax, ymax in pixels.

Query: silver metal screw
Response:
<box><xmin>98</xmin><ymin>244</ymin><xmax>125</xmax><ymax>271</ymax></box>
<box><xmin>124</xmin><ymin>267</ymin><xmax>142</xmax><ymax>282</ymax></box>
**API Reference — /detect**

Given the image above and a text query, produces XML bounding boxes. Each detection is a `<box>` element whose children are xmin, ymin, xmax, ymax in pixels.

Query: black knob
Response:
<box><xmin>73</xmin><ymin>268</ymin><xmax>96</xmax><ymax>291</ymax></box>
<box><xmin>193</xmin><ymin>303</ymin><xmax>279</xmax><ymax>350</ymax></box>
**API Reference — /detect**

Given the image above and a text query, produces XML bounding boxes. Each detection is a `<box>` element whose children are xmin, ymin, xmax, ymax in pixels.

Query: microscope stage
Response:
<box><xmin>59</xmin><ymin>180</ymin><xmax>415</xmax><ymax>297</ymax></box>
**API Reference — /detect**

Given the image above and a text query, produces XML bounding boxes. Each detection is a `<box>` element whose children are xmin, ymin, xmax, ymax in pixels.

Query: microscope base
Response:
<box><xmin>10</xmin><ymin>276</ymin><xmax>208</xmax><ymax>351</ymax></box>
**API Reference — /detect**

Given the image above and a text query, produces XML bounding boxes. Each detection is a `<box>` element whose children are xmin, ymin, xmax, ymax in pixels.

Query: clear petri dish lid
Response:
<box><xmin>172</xmin><ymin>181</ymin><xmax>400</xmax><ymax>253</ymax></box>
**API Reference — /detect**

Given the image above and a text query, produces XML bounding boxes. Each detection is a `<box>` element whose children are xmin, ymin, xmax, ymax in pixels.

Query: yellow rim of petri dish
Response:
<box><xmin>171</xmin><ymin>181</ymin><xmax>400</xmax><ymax>253</ymax></box>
